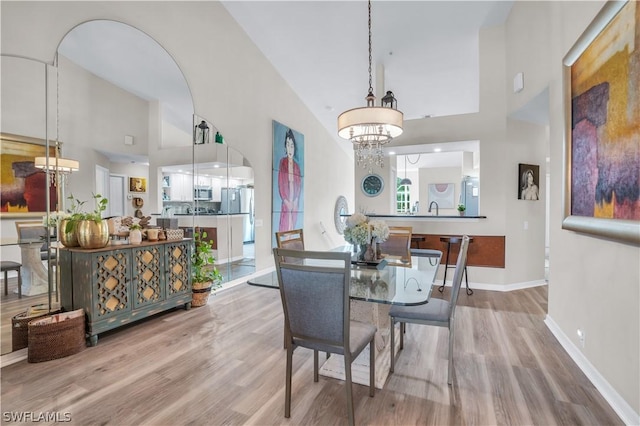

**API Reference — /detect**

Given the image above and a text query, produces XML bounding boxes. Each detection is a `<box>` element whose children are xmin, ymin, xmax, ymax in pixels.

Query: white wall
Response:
<box><xmin>506</xmin><ymin>0</ymin><xmax>639</xmax><ymax>420</ymax></box>
<box><xmin>0</xmin><ymin>1</ymin><xmax>354</xmax><ymax>274</ymax></box>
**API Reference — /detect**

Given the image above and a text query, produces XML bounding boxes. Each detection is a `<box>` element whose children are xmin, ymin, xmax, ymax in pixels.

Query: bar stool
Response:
<box><xmin>1</xmin><ymin>261</ymin><xmax>22</xmax><ymax>299</ymax></box>
<box><xmin>438</xmin><ymin>236</ymin><xmax>473</xmax><ymax>295</ymax></box>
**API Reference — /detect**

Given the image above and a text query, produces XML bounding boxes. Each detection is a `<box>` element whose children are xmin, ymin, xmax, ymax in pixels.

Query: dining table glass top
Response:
<box><xmin>248</xmin><ymin>247</ymin><xmax>442</xmax><ymax>306</ymax></box>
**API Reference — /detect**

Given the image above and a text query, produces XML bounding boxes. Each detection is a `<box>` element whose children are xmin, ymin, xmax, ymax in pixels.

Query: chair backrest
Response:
<box><xmin>275</xmin><ymin>229</ymin><xmax>305</xmax><ymax>263</ymax></box>
<box><xmin>15</xmin><ymin>221</ymin><xmax>48</xmax><ymax>251</ymax></box>
<box><xmin>379</xmin><ymin>226</ymin><xmax>412</xmax><ymax>263</ymax></box>
<box><xmin>448</xmin><ymin>235</ymin><xmax>470</xmax><ymax>320</ymax></box>
<box><xmin>273</xmin><ymin>248</ymin><xmax>351</xmax><ymax>352</ymax></box>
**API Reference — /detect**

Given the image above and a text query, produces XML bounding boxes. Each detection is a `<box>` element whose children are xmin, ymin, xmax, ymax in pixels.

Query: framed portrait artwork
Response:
<box><xmin>129</xmin><ymin>177</ymin><xmax>147</xmax><ymax>193</ymax></box>
<box><xmin>0</xmin><ymin>133</ymin><xmax>58</xmax><ymax>217</ymax></box>
<box><xmin>562</xmin><ymin>0</ymin><xmax>639</xmax><ymax>244</ymax></box>
<box><xmin>271</xmin><ymin>120</ymin><xmax>304</xmax><ymax>247</ymax></box>
<box><xmin>518</xmin><ymin>164</ymin><xmax>540</xmax><ymax>201</ymax></box>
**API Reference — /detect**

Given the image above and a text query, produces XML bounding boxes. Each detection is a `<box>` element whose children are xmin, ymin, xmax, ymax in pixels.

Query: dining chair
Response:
<box><xmin>275</xmin><ymin>228</ymin><xmax>305</xmax><ymax>264</ymax></box>
<box><xmin>273</xmin><ymin>247</ymin><xmax>376</xmax><ymax>426</ymax></box>
<box><xmin>378</xmin><ymin>226</ymin><xmax>412</xmax><ymax>264</ymax></box>
<box><xmin>15</xmin><ymin>221</ymin><xmax>56</xmax><ymax>261</ymax></box>
<box><xmin>389</xmin><ymin>235</ymin><xmax>470</xmax><ymax>385</ymax></box>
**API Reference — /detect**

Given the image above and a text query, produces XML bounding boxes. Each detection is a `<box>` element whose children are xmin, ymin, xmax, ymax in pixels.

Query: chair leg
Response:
<box><xmin>399</xmin><ymin>322</ymin><xmax>404</xmax><ymax>350</ymax></box>
<box><xmin>17</xmin><ymin>269</ymin><xmax>22</xmax><ymax>299</ymax></box>
<box><xmin>369</xmin><ymin>337</ymin><xmax>375</xmax><ymax>397</ymax></box>
<box><xmin>390</xmin><ymin>318</ymin><xmax>395</xmax><ymax>373</ymax></box>
<box><xmin>285</xmin><ymin>346</ymin><xmax>293</xmax><ymax>418</ymax></box>
<box><xmin>314</xmin><ymin>350</ymin><xmax>319</xmax><ymax>382</ymax></box>
<box><xmin>464</xmin><ymin>266</ymin><xmax>473</xmax><ymax>295</ymax></box>
<box><xmin>345</xmin><ymin>360</ymin><xmax>355</xmax><ymax>426</ymax></box>
<box><xmin>448</xmin><ymin>324</ymin><xmax>455</xmax><ymax>385</ymax></box>
<box><xmin>3</xmin><ymin>271</ymin><xmax>7</xmax><ymax>296</ymax></box>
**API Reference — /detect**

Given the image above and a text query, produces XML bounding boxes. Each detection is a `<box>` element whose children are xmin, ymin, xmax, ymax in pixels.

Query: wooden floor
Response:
<box><xmin>0</xmin><ymin>283</ymin><xmax>622</xmax><ymax>425</ymax></box>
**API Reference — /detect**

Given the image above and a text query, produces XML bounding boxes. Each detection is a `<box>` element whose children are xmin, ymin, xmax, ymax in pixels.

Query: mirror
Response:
<box><xmin>0</xmin><ymin>20</ymin><xmax>256</xmax><ymax>355</ymax></box>
<box><xmin>392</xmin><ymin>140</ymin><xmax>480</xmax><ymax>216</ymax></box>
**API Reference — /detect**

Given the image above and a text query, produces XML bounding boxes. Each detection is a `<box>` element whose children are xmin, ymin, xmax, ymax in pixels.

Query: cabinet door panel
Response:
<box><xmin>132</xmin><ymin>245</ymin><xmax>165</xmax><ymax>308</ymax></box>
<box><xmin>165</xmin><ymin>240</ymin><xmax>191</xmax><ymax>297</ymax></box>
<box><xmin>91</xmin><ymin>250</ymin><xmax>132</xmax><ymax>319</ymax></box>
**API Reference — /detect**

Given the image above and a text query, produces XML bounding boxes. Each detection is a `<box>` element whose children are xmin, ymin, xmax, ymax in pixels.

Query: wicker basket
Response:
<box><xmin>165</xmin><ymin>229</ymin><xmax>184</xmax><ymax>241</ymax></box>
<box><xmin>27</xmin><ymin>309</ymin><xmax>86</xmax><ymax>363</ymax></box>
<box><xmin>12</xmin><ymin>309</ymin><xmax>60</xmax><ymax>352</ymax></box>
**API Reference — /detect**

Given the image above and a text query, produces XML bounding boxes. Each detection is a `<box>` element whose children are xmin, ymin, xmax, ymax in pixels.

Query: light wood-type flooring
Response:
<box><xmin>1</xmin><ymin>283</ymin><xmax>622</xmax><ymax>425</ymax></box>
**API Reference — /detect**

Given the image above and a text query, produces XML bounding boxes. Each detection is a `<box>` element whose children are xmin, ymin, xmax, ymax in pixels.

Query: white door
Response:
<box><xmin>109</xmin><ymin>174</ymin><xmax>126</xmax><ymax>217</ymax></box>
<box><xmin>95</xmin><ymin>165</ymin><xmax>110</xmax><ymax>217</ymax></box>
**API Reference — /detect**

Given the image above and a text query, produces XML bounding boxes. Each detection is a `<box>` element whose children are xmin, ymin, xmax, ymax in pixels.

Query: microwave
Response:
<box><xmin>194</xmin><ymin>187</ymin><xmax>212</xmax><ymax>200</ymax></box>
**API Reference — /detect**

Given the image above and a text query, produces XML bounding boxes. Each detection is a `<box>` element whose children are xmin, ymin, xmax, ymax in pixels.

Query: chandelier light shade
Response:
<box><xmin>34</xmin><ymin>156</ymin><xmax>79</xmax><ymax>174</ymax></box>
<box><xmin>337</xmin><ymin>0</ymin><xmax>403</xmax><ymax>172</ymax></box>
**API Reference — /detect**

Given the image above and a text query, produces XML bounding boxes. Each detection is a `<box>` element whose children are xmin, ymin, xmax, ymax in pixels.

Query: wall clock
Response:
<box><xmin>361</xmin><ymin>174</ymin><xmax>384</xmax><ymax>197</ymax></box>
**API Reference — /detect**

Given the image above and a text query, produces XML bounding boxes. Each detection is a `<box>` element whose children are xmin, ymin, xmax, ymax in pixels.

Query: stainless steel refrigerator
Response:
<box><xmin>239</xmin><ymin>187</ymin><xmax>254</xmax><ymax>243</ymax></box>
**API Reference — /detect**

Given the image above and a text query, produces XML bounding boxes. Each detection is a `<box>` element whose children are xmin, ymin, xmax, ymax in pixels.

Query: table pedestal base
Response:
<box><xmin>19</xmin><ymin>245</ymin><xmax>49</xmax><ymax>296</ymax></box>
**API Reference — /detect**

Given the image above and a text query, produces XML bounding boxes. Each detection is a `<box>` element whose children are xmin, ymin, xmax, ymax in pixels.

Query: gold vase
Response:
<box><xmin>77</xmin><ymin>219</ymin><xmax>109</xmax><ymax>249</ymax></box>
<box><xmin>59</xmin><ymin>219</ymin><xmax>80</xmax><ymax>247</ymax></box>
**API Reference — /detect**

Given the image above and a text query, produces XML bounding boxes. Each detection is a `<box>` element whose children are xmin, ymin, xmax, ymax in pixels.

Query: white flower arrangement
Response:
<box><xmin>42</xmin><ymin>211</ymin><xmax>70</xmax><ymax>227</ymax></box>
<box><xmin>343</xmin><ymin>213</ymin><xmax>389</xmax><ymax>246</ymax></box>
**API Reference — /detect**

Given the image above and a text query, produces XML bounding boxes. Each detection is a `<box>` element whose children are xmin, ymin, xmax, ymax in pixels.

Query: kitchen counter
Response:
<box><xmin>342</xmin><ymin>214</ymin><xmax>487</xmax><ymax>219</ymax></box>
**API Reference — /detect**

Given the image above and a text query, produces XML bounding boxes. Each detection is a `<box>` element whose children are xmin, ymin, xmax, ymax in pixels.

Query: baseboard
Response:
<box><xmin>439</xmin><ymin>279</ymin><xmax>547</xmax><ymax>292</ymax></box>
<box><xmin>0</xmin><ymin>348</ymin><xmax>27</xmax><ymax>368</ymax></box>
<box><xmin>544</xmin><ymin>315</ymin><xmax>639</xmax><ymax>426</ymax></box>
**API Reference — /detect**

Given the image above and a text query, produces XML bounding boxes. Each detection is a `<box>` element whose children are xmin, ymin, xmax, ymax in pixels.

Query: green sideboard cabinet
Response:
<box><xmin>59</xmin><ymin>239</ymin><xmax>192</xmax><ymax>346</ymax></box>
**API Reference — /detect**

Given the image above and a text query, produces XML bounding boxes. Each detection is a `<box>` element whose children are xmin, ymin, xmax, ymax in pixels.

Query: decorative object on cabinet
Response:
<box><xmin>562</xmin><ymin>0</ymin><xmax>639</xmax><ymax>244</ymax></box>
<box><xmin>59</xmin><ymin>239</ymin><xmax>192</xmax><ymax>346</ymax></box>
<box><xmin>191</xmin><ymin>231</ymin><xmax>223</xmax><ymax>307</ymax></box>
<box><xmin>75</xmin><ymin>194</ymin><xmax>109</xmax><ymax>249</ymax></box>
<box><xmin>195</xmin><ymin>120</ymin><xmax>210</xmax><ymax>145</ymax></box>
<box><xmin>129</xmin><ymin>223</ymin><xmax>142</xmax><ymax>244</ymax></box>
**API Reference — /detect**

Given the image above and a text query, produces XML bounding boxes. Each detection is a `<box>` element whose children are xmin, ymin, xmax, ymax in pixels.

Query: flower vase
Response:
<box><xmin>363</xmin><ymin>241</ymin><xmax>377</xmax><ymax>262</ymax></box>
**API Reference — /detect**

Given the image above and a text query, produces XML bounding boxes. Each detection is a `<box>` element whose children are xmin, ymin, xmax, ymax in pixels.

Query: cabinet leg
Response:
<box><xmin>88</xmin><ymin>335</ymin><xmax>98</xmax><ymax>347</ymax></box>
<box><xmin>185</xmin><ymin>302</ymin><xmax>191</xmax><ymax>310</ymax></box>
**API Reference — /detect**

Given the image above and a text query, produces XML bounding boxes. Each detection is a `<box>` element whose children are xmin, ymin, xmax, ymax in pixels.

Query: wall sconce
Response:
<box><xmin>195</xmin><ymin>120</ymin><xmax>210</xmax><ymax>145</ymax></box>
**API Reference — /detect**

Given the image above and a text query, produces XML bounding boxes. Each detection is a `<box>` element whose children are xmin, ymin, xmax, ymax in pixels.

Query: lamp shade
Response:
<box><xmin>338</xmin><ymin>106</ymin><xmax>403</xmax><ymax>142</ymax></box>
<box><xmin>34</xmin><ymin>157</ymin><xmax>79</xmax><ymax>173</ymax></box>
<box><xmin>399</xmin><ymin>177</ymin><xmax>412</xmax><ymax>185</ymax></box>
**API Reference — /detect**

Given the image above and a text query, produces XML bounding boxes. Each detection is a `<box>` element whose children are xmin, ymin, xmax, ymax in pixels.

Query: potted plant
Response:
<box><xmin>128</xmin><ymin>223</ymin><xmax>143</xmax><ymax>245</ymax></box>
<box><xmin>457</xmin><ymin>204</ymin><xmax>466</xmax><ymax>216</ymax></box>
<box><xmin>191</xmin><ymin>230</ymin><xmax>223</xmax><ymax>307</ymax></box>
<box><xmin>72</xmin><ymin>193</ymin><xmax>110</xmax><ymax>249</ymax></box>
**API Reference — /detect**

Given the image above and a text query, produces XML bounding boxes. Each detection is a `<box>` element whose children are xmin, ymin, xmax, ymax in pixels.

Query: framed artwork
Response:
<box><xmin>0</xmin><ymin>133</ymin><xmax>58</xmax><ymax>217</ymax></box>
<box><xmin>272</xmin><ymin>120</ymin><xmax>304</xmax><ymax>247</ymax></box>
<box><xmin>518</xmin><ymin>164</ymin><xmax>540</xmax><ymax>201</ymax></box>
<box><xmin>129</xmin><ymin>177</ymin><xmax>147</xmax><ymax>193</ymax></box>
<box><xmin>428</xmin><ymin>183</ymin><xmax>455</xmax><ymax>208</ymax></box>
<box><xmin>562</xmin><ymin>0</ymin><xmax>639</xmax><ymax>244</ymax></box>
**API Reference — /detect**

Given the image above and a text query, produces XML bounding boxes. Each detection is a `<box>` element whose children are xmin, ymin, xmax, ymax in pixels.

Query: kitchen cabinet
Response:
<box><xmin>59</xmin><ymin>239</ymin><xmax>192</xmax><ymax>346</ymax></box>
<box><xmin>169</xmin><ymin>173</ymin><xmax>193</xmax><ymax>201</ymax></box>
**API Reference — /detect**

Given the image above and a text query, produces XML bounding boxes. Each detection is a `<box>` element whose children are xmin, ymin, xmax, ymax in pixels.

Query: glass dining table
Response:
<box><xmin>247</xmin><ymin>246</ymin><xmax>443</xmax><ymax>389</ymax></box>
<box><xmin>248</xmin><ymin>247</ymin><xmax>442</xmax><ymax>306</ymax></box>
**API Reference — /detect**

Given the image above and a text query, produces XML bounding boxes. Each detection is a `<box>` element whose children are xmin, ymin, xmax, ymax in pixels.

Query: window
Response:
<box><xmin>396</xmin><ymin>178</ymin><xmax>411</xmax><ymax>214</ymax></box>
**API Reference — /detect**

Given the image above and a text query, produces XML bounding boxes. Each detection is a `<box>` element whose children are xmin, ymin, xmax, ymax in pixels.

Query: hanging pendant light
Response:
<box><xmin>399</xmin><ymin>155</ymin><xmax>412</xmax><ymax>185</ymax></box>
<box><xmin>337</xmin><ymin>0</ymin><xmax>403</xmax><ymax>172</ymax></box>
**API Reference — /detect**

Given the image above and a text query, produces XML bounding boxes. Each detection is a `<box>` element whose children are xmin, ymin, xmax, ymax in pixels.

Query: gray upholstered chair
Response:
<box><xmin>378</xmin><ymin>226</ymin><xmax>412</xmax><ymax>265</ymax></box>
<box><xmin>273</xmin><ymin>248</ymin><xmax>376</xmax><ymax>426</ymax></box>
<box><xmin>389</xmin><ymin>236</ymin><xmax>470</xmax><ymax>385</ymax></box>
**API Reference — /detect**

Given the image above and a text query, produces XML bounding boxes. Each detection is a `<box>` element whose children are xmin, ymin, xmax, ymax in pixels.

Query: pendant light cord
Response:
<box><xmin>367</xmin><ymin>0</ymin><xmax>373</xmax><ymax>96</ymax></box>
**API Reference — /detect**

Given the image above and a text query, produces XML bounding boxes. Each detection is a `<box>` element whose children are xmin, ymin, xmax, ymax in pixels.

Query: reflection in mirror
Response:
<box><xmin>392</xmin><ymin>140</ymin><xmax>480</xmax><ymax>216</ymax></box>
<box><xmin>0</xmin><ymin>56</ymin><xmax>58</xmax><ymax>355</ymax></box>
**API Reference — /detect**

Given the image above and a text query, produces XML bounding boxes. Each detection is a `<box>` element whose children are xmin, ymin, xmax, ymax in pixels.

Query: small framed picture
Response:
<box><xmin>518</xmin><ymin>164</ymin><xmax>539</xmax><ymax>201</ymax></box>
<box><xmin>129</xmin><ymin>177</ymin><xmax>147</xmax><ymax>193</ymax></box>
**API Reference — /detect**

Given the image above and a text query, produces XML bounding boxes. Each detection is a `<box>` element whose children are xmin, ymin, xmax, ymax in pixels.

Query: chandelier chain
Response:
<box><xmin>367</xmin><ymin>0</ymin><xmax>373</xmax><ymax>95</ymax></box>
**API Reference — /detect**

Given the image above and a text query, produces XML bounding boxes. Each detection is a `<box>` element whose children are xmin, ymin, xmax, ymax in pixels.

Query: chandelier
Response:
<box><xmin>337</xmin><ymin>0</ymin><xmax>403</xmax><ymax>172</ymax></box>
<box><xmin>34</xmin><ymin>156</ymin><xmax>79</xmax><ymax>187</ymax></box>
